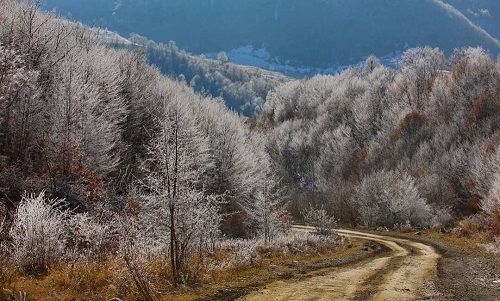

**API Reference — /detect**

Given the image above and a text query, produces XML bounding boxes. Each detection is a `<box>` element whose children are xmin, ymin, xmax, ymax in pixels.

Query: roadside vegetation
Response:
<box><xmin>0</xmin><ymin>212</ymin><xmax>344</xmax><ymax>301</ymax></box>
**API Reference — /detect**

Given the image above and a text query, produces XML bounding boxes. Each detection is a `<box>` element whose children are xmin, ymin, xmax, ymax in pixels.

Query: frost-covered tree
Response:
<box><xmin>193</xmin><ymin>100</ymin><xmax>268</xmax><ymax>235</ymax></box>
<box><xmin>481</xmin><ymin>147</ymin><xmax>500</xmax><ymax>218</ymax></box>
<box><xmin>195</xmin><ymin>100</ymin><xmax>262</xmax><ymax>203</ymax></box>
<box><xmin>217</xmin><ymin>51</ymin><xmax>229</xmax><ymax>64</ymax></box>
<box><xmin>243</xmin><ymin>174</ymin><xmax>288</xmax><ymax>245</ymax></box>
<box><xmin>139</xmin><ymin>97</ymin><xmax>220</xmax><ymax>283</ymax></box>
<box><xmin>266</xmin><ymin>119</ymin><xmax>318</xmax><ymax>191</ymax></box>
<box><xmin>315</xmin><ymin>124</ymin><xmax>354</xmax><ymax>189</ymax></box>
<box><xmin>48</xmin><ymin>47</ymin><xmax>126</xmax><ymax>174</ymax></box>
<box><xmin>0</xmin><ymin>43</ymin><xmax>41</xmax><ymax>163</ymax></box>
<box><xmin>396</xmin><ymin>47</ymin><xmax>447</xmax><ymax>110</ymax></box>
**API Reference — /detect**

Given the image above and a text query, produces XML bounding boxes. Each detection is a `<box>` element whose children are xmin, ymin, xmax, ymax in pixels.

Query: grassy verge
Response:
<box><xmin>381</xmin><ymin>228</ymin><xmax>500</xmax><ymax>258</ymax></box>
<box><xmin>418</xmin><ymin>230</ymin><xmax>497</xmax><ymax>257</ymax></box>
<box><xmin>0</xmin><ymin>235</ymin><xmax>383</xmax><ymax>301</ymax></box>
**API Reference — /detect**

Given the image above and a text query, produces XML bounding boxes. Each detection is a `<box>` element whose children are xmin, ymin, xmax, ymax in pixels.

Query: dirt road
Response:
<box><xmin>238</xmin><ymin>227</ymin><xmax>440</xmax><ymax>301</ymax></box>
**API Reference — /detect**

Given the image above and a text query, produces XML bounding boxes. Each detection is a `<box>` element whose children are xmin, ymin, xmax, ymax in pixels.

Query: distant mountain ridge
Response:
<box><xmin>446</xmin><ymin>0</ymin><xmax>500</xmax><ymax>39</ymax></box>
<box><xmin>42</xmin><ymin>0</ymin><xmax>500</xmax><ymax>74</ymax></box>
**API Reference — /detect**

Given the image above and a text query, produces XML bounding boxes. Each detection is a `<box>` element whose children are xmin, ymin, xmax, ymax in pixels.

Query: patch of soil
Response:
<box><xmin>381</xmin><ymin>232</ymin><xmax>500</xmax><ymax>301</ymax></box>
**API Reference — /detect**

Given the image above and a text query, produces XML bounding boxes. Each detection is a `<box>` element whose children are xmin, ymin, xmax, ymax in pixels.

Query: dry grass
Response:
<box><xmin>417</xmin><ymin>228</ymin><xmax>499</xmax><ymax>258</ymax></box>
<box><xmin>378</xmin><ymin>217</ymin><xmax>500</xmax><ymax>258</ymax></box>
<box><xmin>168</xmin><ymin>239</ymin><xmax>365</xmax><ymax>301</ymax></box>
<box><xmin>0</xmin><ymin>235</ymin><xmax>354</xmax><ymax>301</ymax></box>
<box><xmin>1</xmin><ymin>260</ymin><xmax>139</xmax><ymax>301</ymax></box>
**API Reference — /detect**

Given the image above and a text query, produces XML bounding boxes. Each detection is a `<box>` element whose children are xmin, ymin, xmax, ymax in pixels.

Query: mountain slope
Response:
<box><xmin>126</xmin><ymin>36</ymin><xmax>290</xmax><ymax>115</ymax></box>
<box><xmin>447</xmin><ymin>0</ymin><xmax>500</xmax><ymax>40</ymax></box>
<box><xmin>43</xmin><ymin>0</ymin><xmax>500</xmax><ymax>73</ymax></box>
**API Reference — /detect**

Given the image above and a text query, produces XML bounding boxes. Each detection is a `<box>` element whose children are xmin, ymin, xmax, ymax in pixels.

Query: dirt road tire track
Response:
<box><xmin>238</xmin><ymin>227</ymin><xmax>440</xmax><ymax>301</ymax></box>
<box><xmin>379</xmin><ymin>232</ymin><xmax>500</xmax><ymax>301</ymax></box>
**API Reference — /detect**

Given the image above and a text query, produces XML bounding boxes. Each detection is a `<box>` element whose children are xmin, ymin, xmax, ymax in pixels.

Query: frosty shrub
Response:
<box><xmin>216</xmin><ymin>231</ymin><xmax>340</xmax><ymax>268</ymax></box>
<box><xmin>482</xmin><ymin>172</ymin><xmax>500</xmax><ymax>235</ymax></box>
<box><xmin>9</xmin><ymin>192</ymin><xmax>71</xmax><ymax>273</ymax></box>
<box><xmin>271</xmin><ymin>231</ymin><xmax>340</xmax><ymax>253</ymax></box>
<box><xmin>219</xmin><ymin>239</ymin><xmax>261</xmax><ymax>266</ymax></box>
<box><xmin>69</xmin><ymin>213</ymin><xmax>113</xmax><ymax>260</ymax></box>
<box><xmin>483</xmin><ymin>173</ymin><xmax>500</xmax><ymax>214</ymax></box>
<box><xmin>354</xmin><ymin>170</ymin><xmax>433</xmax><ymax>228</ymax></box>
<box><xmin>302</xmin><ymin>205</ymin><xmax>337</xmax><ymax>235</ymax></box>
<box><xmin>430</xmin><ymin>206</ymin><xmax>453</xmax><ymax>229</ymax></box>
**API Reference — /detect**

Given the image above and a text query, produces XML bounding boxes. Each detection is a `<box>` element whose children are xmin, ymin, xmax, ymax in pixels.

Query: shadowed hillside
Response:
<box><xmin>43</xmin><ymin>0</ymin><xmax>500</xmax><ymax>71</ymax></box>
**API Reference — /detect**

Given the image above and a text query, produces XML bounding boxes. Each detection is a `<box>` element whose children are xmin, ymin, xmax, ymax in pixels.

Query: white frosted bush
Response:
<box><xmin>69</xmin><ymin>213</ymin><xmax>113</xmax><ymax>259</ymax></box>
<box><xmin>482</xmin><ymin>172</ymin><xmax>500</xmax><ymax>214</ymax></box>
<box><xmin>302</xmin><ymin>205</ymin><xmax>337</xmax><ymax>235</ymax></box>
<box><xmin>9</xmin><ymin>192</ymin><xmax>70</xmax><ymax>272</ymax></box>
<box><xmin>0</xmin><ymin>215</ymin><xmax>4</xmax><ymax>235</ymax></box>
<box><xmin>219</xmin><ymin>239</ymin><xmax>260</xmax><ymax>266</ymax></box>
<box><xmin>354</xmin><ymin>170</ymin><xmax>433</xmax><ymax>228</ymax></box>
<box><xmin>430</xmin><ymin>207</ymin><xmax>453</xmax><ymax>228</ymax></box>
<box><xmin>216</xmin><ymin>231</ymin><xmax>340</xmax><ymax>268</ymax></box>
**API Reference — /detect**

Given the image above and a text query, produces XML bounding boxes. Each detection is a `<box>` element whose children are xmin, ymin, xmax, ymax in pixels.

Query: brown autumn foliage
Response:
<box><xmin>451</xmin><ymin>58</ymin><xmax>467</xmax><ymax>81</ymax></box>
<box><xmin>470</xmin><ymin>195</ymin><xmax>482</xmax><ymax>213</ymax></box>
<box><xmin>467</xmin><ymin>91</ymin><xmax>500</xmax><ymax>126</ymax></box>
<box><xmin>413</xmin><ymin>164</ymin><xmax>430</xmax><ymax>177</ymax></box>
<box><xmin>49</xmin><ymin>141</ymin><xmax>106</xmax><ymax>204</ymax></box>
<box><xmin>391</xmin><ymin>111</ymin><xmax>427</xmax><ymax>142</ymax></box>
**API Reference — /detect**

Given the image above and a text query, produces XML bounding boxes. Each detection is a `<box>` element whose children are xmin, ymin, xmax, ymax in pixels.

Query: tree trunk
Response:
<box><xmin>169</xmin><ymin>204</ymin><xmax>178</xmax><ymax>285</ymax></box>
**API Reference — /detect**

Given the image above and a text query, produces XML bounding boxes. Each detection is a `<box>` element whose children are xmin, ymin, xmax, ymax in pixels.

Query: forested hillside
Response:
<box><xmin>43</xmin><ymin>0</ymin><xmax>500</xmax><ymax>73</ymax></box>
<box><xmin>0</xmin><ymin>0</ymin><xmax>297</xmax><ymax>288</ymax></box>
<box><xmin>123</xmin><ymin>35</ymin><xmax>290</xmax><ymax>115</ymax></box>
<box><xmin>259</xmin><ymin>49</ymin><xmax>499</xmax><ymax>230</ymax></box>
